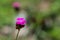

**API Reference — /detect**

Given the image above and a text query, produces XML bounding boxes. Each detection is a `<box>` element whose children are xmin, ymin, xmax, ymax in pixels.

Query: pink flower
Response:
<box><xmin>12</xmin><ymin>2</ymin><xmax>20</xmax><ymax>8</ymax></box>
<box><xmin>16</xmin><ymin>18</ymin><xmax>26</xmax><ymax>25</ymax></box>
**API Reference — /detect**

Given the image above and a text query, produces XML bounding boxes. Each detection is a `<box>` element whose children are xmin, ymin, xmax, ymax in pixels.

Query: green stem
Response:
<box><xmin>15</xmin><ymin>29</ymin><xmax>20</xmax><ymax>40</ymax></box>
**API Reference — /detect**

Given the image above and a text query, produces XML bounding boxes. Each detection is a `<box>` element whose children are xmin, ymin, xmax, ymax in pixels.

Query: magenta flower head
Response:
<box><xmin>16</xmin><ymin>17</ymin><xmax>26</xmax><ymax>30</ymax></box>
<box><xmin>12</xmin><ymin>2</ymin><xmax>21</xmax><ymax>12</ymax></box>
<box><xmin>12</xmin><ymin>2</ymin><xmax>20</xmax><ymax>8</ymax></box>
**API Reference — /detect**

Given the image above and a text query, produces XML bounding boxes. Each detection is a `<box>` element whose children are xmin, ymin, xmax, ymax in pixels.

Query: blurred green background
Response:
<box><xmin>0</xmin><ymin>0</ymin><xmax>60</xmax><ymax>40</ymax></box>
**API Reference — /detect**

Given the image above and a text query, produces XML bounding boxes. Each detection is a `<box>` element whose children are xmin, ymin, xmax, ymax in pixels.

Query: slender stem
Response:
<box><xmin>15</xmin><ymin>29</ymin><xmax>20</xmax><ymax>40</ymax></box>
